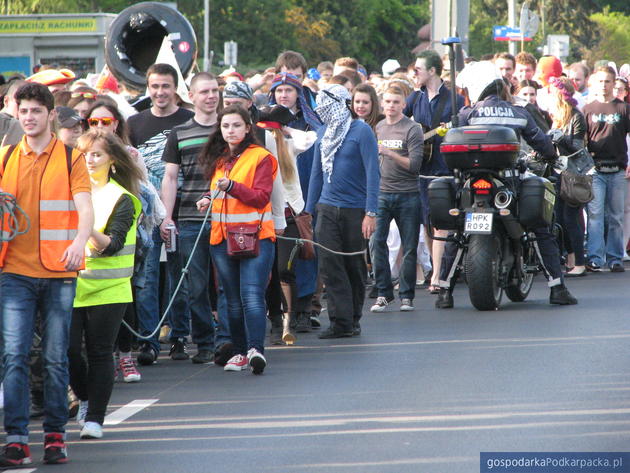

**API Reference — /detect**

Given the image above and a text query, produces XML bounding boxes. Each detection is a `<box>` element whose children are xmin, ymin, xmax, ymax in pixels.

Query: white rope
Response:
<box><xmin>121</xmin><ymin>190</ymin><xmax>219</xmax><ymax>340</ymax></box>
<box><xmin>276</xmin><ymin>235</ymin><xmax>366</xmax><ymax>256</ymax></box>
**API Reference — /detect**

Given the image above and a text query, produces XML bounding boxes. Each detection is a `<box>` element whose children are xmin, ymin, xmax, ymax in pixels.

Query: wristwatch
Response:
<box><xmin>366</xmin><ymin>211</ymin><xmax>377</xmax><ymax>217</ymax></box>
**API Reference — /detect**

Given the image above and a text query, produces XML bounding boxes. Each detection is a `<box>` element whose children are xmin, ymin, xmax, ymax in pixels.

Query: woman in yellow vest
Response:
<box><xmin>197</xmin><ymin>105</ymin><xmax>277</xmax><ymax>375</ymax></box>
<box><xmin>68</xmin><ymin>130</ymin><xmax>143</xmax><ymax>439</ymax></box>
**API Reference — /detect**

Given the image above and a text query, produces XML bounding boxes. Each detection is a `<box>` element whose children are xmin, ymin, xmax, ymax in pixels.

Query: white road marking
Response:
<box><xmin>104</xmin><ymin>399</ymin><xmax>159</xmax><ymax>426</ymax></box>
<box><xmin>5</xmin><ymin>469</ymin><xmax>36</xmax><ymax>472</ymax></box>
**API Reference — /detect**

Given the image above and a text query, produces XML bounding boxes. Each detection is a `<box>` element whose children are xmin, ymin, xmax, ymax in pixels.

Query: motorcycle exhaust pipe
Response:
<box><xmin>494</xmin><ymin>190</ymin><xmax>513</xmax><ymax>209</ymax></box>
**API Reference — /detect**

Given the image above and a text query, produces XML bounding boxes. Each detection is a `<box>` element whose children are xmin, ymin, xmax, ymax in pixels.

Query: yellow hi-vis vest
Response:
<box><xmin>74</xmin><ymin>179</ymin><xmax>141</xmax><ymax>308</ymax></box>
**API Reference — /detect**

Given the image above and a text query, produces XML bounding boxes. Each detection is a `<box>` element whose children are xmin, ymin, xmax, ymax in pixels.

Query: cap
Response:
<box><xmin>382</xmin><ymin>59</ymin><xmax>401</xmax><ymax>77</ymax></box>
<box><xmin>257</xmin><ymin>105</ymin><xmax>296</xmax><ymax>126</ymax></box>
<box><xmin>223</xmin><ymin>81</ymin><xmax>254</xmax><ymax>101</ymax></box>
<box><xmin>55</xmin><ymin>106</ymin><xmax>83</xmax><ymax>128</ymax></box>
<box><xmin>27</xmin><ymin>68</ymin><xmax>75</xmax><ymax>86</ymax></box>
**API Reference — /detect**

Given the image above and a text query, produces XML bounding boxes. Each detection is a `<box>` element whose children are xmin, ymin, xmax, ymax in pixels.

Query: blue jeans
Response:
<box><xmin>0</xmin><ymin>274</ymin><xmax>76</xmax><ymax>442</ymax></box>
<box><xmin>168</xmin><ymin>221</ymin><xmax>215</xmax><ymax>350</ymax></box>
<box><xmin>135</xmin><ymin>227</ymin><xmax>162</xmax><ymax>352</ymax></box>
<box><xmin>372</xmin><ymin>192</ymin><xmax>422</xmax><ymax>300</ymax></box>
<box><xmin>210</xmin><ymin>239</ymin><xmax>275</xmax><ymax>355</ymax></box>
<box><xmin>587</xmin><ymin>170</ymin><xmax>627</xmax><ymax>267</ymax></box>
<box><xmin>214</xmin><ymin>283</ymin><xmax>232</xmax><ymax>349</ymax></box>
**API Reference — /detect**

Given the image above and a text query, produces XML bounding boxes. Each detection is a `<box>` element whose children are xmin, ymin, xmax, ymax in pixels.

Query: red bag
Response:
<box><xmin>226</xmin><ymin>223</ymin><xmax>260</xmax><ymax>258</ymax></box>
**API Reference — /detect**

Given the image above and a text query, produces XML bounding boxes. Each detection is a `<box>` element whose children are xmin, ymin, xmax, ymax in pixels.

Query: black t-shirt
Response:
<box><xmin>127</xmin><ymin>107</ymin><xmax>194</xmax><ymax>189</ymax></box>
<box><xmin>583</xmin><ymin>98</ymin><xmax>630</xmax><ymax>166</ymax></box>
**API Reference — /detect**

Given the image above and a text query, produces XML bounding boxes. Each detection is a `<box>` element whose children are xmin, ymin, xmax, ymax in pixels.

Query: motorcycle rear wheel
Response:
<box><xmin>465</xmin><ymin>234</ymin><xmax>503</xmax><ymax>310</ymax></box>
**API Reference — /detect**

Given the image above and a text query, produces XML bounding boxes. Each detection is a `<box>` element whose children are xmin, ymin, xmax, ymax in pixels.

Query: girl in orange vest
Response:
<box><xmin>197</xmin><ymin>105</ymin><xmax>277</xmax><ymax>375</ymax></box>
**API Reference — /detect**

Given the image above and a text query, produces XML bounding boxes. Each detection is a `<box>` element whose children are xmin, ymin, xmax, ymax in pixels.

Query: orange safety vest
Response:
<box><xmin>0</xmin><ymin>139</ymin><xmax>82</xmax><ymax>271</ymax></box>
<box><xmin>210</xmin><ymin>144</ymin><xmax>277</xmax><ymax>245</ymax></box>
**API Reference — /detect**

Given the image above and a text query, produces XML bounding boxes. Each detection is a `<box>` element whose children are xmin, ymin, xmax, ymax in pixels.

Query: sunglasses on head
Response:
<box><xmin>71</xmin><ymin>92</ymin><xmax>96</xmax><ymax>99</ymax></box>
<box><xmin>88</xmin><ymin>117</ymin><xmax>115</xmax><ymax>127</ymax></box>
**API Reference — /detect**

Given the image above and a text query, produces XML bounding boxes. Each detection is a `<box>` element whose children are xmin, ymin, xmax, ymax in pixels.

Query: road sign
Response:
<box><xmin>224</xmin><ymin>40</ymin><xmax>237</xmax><ymax>67</ymax></box>
<box><xmin>547</xmin><ymin>34</ymin><xmax>570</xmax><ymax>58</ymax></box>
<box><xmin>519</xmin><ymin>2</ymin><xmax>540</xmax><ymax>38</ymax></box>
<box><xmin>493</xmin><ymin>25</ymin><xmax>532</xmax><ymax>42</ymax></box>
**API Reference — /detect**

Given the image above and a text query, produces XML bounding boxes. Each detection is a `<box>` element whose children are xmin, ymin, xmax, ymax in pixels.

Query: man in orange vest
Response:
<box><xmin>0</xmin><ymin>83</ymin><xmax>93</xmax><ymax>467</ymax></box>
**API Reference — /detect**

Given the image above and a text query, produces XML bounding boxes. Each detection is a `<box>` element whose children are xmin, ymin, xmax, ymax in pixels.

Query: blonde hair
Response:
<box><xmin>269</xmin><ymin>128</ymin><xmax>296</xmax><ymax>184</ymax></box>
<box><xmin>77</xmin><ymin>129</ymin><xmax>143</xmax><ymax>197</ymax></box>
<box><xmin>549</xmin><ymin>77</ymin><xmax>575</xmax><ymax>129</ymax></box>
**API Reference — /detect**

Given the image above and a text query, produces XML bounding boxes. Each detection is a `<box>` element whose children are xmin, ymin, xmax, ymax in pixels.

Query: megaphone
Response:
<box><xmin>105</xmin><ymin>2</ymin><xmax>197</xmax><ymax>92</ymax></box>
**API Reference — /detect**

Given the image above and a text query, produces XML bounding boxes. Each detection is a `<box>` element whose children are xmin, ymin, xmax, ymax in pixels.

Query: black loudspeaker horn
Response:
<box><xmin>105</xmin><ymin>2</ymin><xmax>197</xmax><ymax>91</ymax></box>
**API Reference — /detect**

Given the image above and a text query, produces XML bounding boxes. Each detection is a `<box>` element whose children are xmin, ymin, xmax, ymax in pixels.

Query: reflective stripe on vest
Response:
<box><xmin>86</xmin><ymin>243</ymin><xmax>135</xmax><ymax>259</ymax></box>
<box><xmin>40</xmin><ymin>200</ymin><xmax>77</xmax><ymax>212</ymax></box>
<box><xmin>211</xmin><ymin>210</ymin><xmax>265</xmax><ymax>224</ymax></box>
<box><xmin>79</xmin><ymin>265</ymin><xmax>134</xmax><ymax>280</ymax></box>
<box><xmin>40</xmin><ymin>229</ymin><xmax>78</xmax><ymax>241</ymax></box>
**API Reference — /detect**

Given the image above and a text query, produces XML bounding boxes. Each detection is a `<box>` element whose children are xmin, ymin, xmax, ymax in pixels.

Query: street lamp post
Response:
<box><xmin>203</xmin><ymin>0</ymin><xmax>210</xmax><ymax>71</ymax></box>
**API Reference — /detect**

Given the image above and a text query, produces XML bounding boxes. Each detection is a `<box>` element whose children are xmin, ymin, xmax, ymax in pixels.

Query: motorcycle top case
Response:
<box><xmin>440</xmin><ymin>125</ymin><xmax>520</xmax><ymax>170</ymax></box>
<box><xmin>428</xmin><ymin>177</ymin><xmax>458</xmax><ymax>230</ymax></box>
<box><xmin>518</xmin><ymin>176</ymin><xmax>556</xmax><ymax>228</ymax></box>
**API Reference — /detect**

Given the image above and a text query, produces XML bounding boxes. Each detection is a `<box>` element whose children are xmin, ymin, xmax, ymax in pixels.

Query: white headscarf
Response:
<box><xmin>315</xmin><ymin>84</ymin><xmax>353</xmax><ymax>182</ymax></box>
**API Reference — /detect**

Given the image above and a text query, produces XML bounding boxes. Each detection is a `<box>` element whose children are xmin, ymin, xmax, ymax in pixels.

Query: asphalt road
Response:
<box><xmin>4</xmin><ymin>268</ymin><xmax>630</xmax><ymax>473</ymax></box>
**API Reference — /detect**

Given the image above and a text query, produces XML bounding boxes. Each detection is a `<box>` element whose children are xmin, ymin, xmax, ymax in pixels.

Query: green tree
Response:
<box><xmin>583</xmin><ymin>9</ymin><xmax>630</xmax><ymax>66</ymax></box>
<box><xmin>468</xmin><ymin>0</ymin><xmax>601</xmax><ymax>62</ymax></box>
<box><xmin>594</xmin><ymin>0</ymin><xmax>630</xmax><ymax>15</ymax></box>
<box><xmin>295</xmin><ymin>0</ymin><xmax>426</xmax><ymax>71</ymax></box>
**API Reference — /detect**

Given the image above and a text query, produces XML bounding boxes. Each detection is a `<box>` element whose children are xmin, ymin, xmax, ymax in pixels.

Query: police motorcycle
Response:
<box><xmin>428</xmin><ymin>129</ymin><xmax>556</xmax><ymax>311</ymax></box>
<box><xmin>426</xmin><ymin>37</ymin><xmax>556</xmax><ymax>311</ymax></box>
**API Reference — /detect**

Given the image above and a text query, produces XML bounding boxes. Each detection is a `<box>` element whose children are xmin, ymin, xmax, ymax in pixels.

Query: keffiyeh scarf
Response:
<box><xmin>315</xmin><ymin>84</ymin><xmax>352</xmax><ymax>182</ymax></box>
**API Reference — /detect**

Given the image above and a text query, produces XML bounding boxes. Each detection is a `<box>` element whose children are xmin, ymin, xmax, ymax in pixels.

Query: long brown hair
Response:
<box><xmin>352</xmin><ymin>83</ymin><xmax>382</xmax><ymax>130</ymax></box>
<box><xmin>76</xmin><ymin>129</ymin><xmax>143</xmax><ymax>197</ymax></box>
<box><xmin>198</xmin><ymin>105</ymin><xmax>260</xmax><ymax>180</ymax></box>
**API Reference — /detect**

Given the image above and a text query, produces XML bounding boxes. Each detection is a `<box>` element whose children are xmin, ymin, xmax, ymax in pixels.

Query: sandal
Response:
<box><xmin>428</xmin><ymin>285</ymin><xmax>441</xmax><ymax>294</ymax></box>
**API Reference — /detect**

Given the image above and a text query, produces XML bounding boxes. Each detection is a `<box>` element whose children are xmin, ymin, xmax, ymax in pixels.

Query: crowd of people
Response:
<box><xmin>0</xmin><ymin>45</ymin><xmax>629</xmax><ymax>466</ymax></box>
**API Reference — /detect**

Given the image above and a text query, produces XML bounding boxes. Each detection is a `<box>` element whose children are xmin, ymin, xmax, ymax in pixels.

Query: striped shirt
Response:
<box><xmin>162</xmin><ymin>118</ymin><xmax>217</xmax><ymax>221</ymax></box>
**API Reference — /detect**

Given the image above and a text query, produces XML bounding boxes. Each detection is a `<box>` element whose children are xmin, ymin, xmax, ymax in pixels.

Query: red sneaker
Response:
<box><xmin>0</xmin><ymin>442</ymin><xmax>31</xmax><ymax>467</ymax></box>
<box><xmin>43</xmin><ymin>433</ymin><xmax>68</xmax><ymax>464</ymax></box>
<box><xmin>224</xmin><ymin>354</ymin><xmax>248</xmax><ymax>371</ymax></box>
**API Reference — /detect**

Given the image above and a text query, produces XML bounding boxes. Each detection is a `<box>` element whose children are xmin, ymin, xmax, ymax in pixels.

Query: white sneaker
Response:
<box><xmin>77</xmin><ymin>400</ymin><xmax>88</xmax><ymax>427</ymax></box>
<box><xmin>224</xmin><ymin>354</ymin><xmax>248</xmax><ymax>372</ymax></box>
<box><xmin>247</xmin><ymin>348</ymin><xmax>267</xmax><ymax>375</ymax></box>
<box><xmin>370</xmin><ymin>296</ymin><xmax>392</xmax><ymax>313</ymax></box>
<box><xmin>80</xmin><ymin>421</ymin><xmax>103</xmax><ymax>439</ymax></box>
<box><xmin>400</xmin><ymin>298</ymin><xmax>414</xmax><ymax>311</ymax></box>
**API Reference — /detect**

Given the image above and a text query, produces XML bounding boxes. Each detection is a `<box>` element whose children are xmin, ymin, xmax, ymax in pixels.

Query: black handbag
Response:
<box><xmin>559</xmin><ymin>170</ymin><xmax>593</xmax><ymax>207</ymax></box>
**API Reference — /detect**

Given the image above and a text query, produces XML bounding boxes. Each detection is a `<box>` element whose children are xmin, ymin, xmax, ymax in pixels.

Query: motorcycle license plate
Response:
<box><xmin>465</xmin><ymin>212</ymin><xmax>493</xmax><ymax>234</ymax></box>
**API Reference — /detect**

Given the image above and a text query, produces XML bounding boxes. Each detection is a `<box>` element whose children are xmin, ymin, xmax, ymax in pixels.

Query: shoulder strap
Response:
<box><xmin>2</xmin><ymin>144</ymin><xmax>17</xmax><ymax>172</ymax></box>
<box><xmin>64</xmin><ymin>144</ymin><xmax>73</xmax><ymax>176</ymax></box>
<box><xmin>431</xmin><ymin>90</ymin><xmax>449</xmax><ymax>130</ymax></box>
